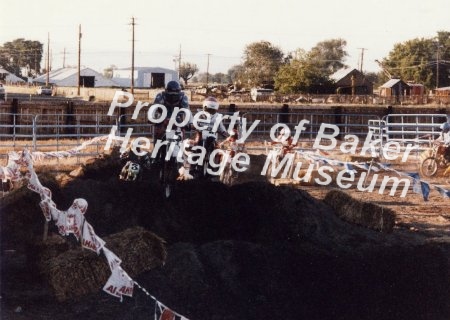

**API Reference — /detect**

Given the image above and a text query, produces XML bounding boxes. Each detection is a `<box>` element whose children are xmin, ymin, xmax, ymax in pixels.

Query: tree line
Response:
<box><xmin>1</xmin><ymin>31</ymin><xmax>449</xmax><ymax>93</ymax></box>
<box><xmin>182</xmin><ymin>31</ymin><xmax>449</xmax><ymax>93</ymax></box>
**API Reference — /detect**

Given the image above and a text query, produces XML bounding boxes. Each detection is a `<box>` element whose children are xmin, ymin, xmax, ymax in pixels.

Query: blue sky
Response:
<box><xmin>1</xmin><ymin>0</ymin><xmax>449</xmax><ymax>74</ymax></box>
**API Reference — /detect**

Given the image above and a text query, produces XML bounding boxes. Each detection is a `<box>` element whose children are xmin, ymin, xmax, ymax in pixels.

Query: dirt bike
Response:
<box><xmin>264</xmin><ymin>141</ymin><xmax>285</xmax><ymax>180</ymax></box>
<box><xmin>264</xmin><ymin>139</ymin><xmax>299</xmax><ymax>183</ymax></box>
<box><xmin>219</xmin><ymin>143</ymin><xmax>246</xmax><ymax>186</ymax></box>
<box><xmin>119</xmin><ymin>150</ymin><xmax>151</xmax><ymax>182</ymax></box>
<box><xmin>190</xmin><ymin>128</ymin><xmax>217</xmax><ymax>180</ymax></box>
<box><xmin>157</xmin><ymin>128</ymin><xmax>184</xmax><ymax>198</ymax></box>
<box><xmin>420</xmin><ymin>142</ymin><xmax>450</xmax><ymax>177</ymax></box>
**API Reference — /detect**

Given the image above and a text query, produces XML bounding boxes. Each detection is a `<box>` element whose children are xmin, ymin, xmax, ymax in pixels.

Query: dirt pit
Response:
<box><xmin>1</xmin><ymin>152</ymin><xmax>449</xmax><ymax>320</ymax></box>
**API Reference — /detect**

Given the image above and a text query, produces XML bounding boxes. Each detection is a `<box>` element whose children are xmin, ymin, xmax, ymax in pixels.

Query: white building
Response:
<box><xmin>0</xmin><ymin>67</ymin><xmax>26</xmax><ymax>84</ymax></box>
<box><xmin>33</xmin><ymin>67</ymin><xmax>119</xmax><ymax>87</ymax></box>
<box><xmin>112</xmin><ymin>67</ymin><xmax>178</xmax><ymax>88</ymax></box>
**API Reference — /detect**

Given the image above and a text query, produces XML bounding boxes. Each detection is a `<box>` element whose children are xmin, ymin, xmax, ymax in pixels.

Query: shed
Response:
<box><xmin>379</xmin><ymin>79</ymin><xmax>410</xmax><ymax>97</ymax></box>
<box><xmin>407</xmin><ymin>82</ymin><xmax>425</xmax><ymax>96</ymax></box>
<box><xmin>329</xmin><ymin>67</ymin><xmax>373</xmax><ymax>94</ymax></box>
<box><xmin>435</xmin><ymin>86</ymin><xmax>450</xmax><ymax>96</ymax></box>
<box><xmin>112</xmin><ymin>67</ymin><xmax>178</xmax><ymax>89</ymax></box>
<box><xmin>33</xmin><ymin>67</ymin><xmax>119</xmax><ymax>87</ymax></box>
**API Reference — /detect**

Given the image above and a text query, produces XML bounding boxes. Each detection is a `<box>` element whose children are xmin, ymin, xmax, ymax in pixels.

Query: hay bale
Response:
<box><xmin>40</xmin><ymin>227</ymin><xmax>166</xmax><ymax>301</ymax></box>
<box><xmin>34</xmin><ymin>235</ymin><xmax>71</xmax><ymax>265</ymax></box>
<box><xmin>323</xmin><ymin>190</ymin><xmax>396</xmax><ymax>233</ymax></box>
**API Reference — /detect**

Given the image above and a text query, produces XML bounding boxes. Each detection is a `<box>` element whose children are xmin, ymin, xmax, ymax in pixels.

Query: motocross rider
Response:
<box><xmin>272</xmin><ymin>127</ymin><xmax>297</xmax><ymax>160</ymax></box>
<box><xmin>152</xmin><ymin>80</ymin><xmax>191</xmax><ymax>162</ymax></box>
<box><xmin>119</xmin><ymin>146</ymin><xmax>149</xmax><ymax>180</ymax></box>
<box><xmin>437</xmin><ymin>122</ymin><xmax>450</xmax><ymax>161</ymax></box>
<box><xmin>178</xmin><ymin>97</ymin><xmax>229</xmax><ymax>180</ymax></box>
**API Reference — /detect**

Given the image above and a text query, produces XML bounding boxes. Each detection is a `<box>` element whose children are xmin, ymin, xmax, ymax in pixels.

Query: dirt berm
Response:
<box><xmin>1</xmin><ymin>154</ymin><xmax>449</xmax><ymax>320</ymax></box>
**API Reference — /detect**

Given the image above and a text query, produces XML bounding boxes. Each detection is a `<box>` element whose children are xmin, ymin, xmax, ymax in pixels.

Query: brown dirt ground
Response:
<box><xmin>1</xmin><ymin>145</ymin><xmax>450</xmax><ymax>320</ymax></box>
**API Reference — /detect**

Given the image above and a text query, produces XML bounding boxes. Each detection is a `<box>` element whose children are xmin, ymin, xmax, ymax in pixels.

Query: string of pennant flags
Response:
<box><xmin>1</xmin><ymin>136</ymin><xmax>189</xmax><ymax>320</ymax></box>
<box><xmin>2</xmin><ymin>136</ymin><xmax>449</xmax><ymax>320</ymax></box>
<box><xmin>297</xmin><ymin>150</ymin><xmax>450</xmax><ymax>202</ymax></box>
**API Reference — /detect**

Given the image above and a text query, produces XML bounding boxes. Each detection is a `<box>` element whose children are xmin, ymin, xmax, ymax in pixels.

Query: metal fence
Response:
<box><xmin>1</xmin><ymin>111</ymin><xmax>448</xmax><ymax>161</ymax></box>
<box><xmin>242</xmin><ymin>111</ymin><xmax>380</xmax><ymax>142</ymax></box>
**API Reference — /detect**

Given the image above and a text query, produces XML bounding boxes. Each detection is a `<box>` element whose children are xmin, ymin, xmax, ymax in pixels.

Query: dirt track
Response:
<box><xmin>1</xmin><ymin>151</ymin><xmax>449</xmax><ymax>320</ymax></box>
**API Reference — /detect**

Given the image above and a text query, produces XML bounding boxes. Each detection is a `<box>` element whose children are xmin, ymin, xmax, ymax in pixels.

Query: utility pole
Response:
<box><xmin>62</xmin><ymin>47</ymin><xmax>66</xmax><ymax>68</ymax></box>
<box><xmin>46</xmin><ymin>33</ymin><xmax>50</xmax><ymax>86</ymax></box>
<box><xmin>77</xmin><ymin>24</ymin><xmax>82</xmax><ymax>95</ymax></box>
<box><xmin>34</xmin><ymin>49</ymin><xmax>37</xmax><ymax>77</ymax></box>
<box><xmin>178</xmin><ymin>44</ymin><xmax>182</xmax><ymax>79</ymax></box>
<box><xmin>206</xmin><ymin>53</ymin><xmax>211</xmax><ymax>89</ymax></box>
<box><xmin>436</xmin><ymin>44</ymin><xmax>440</xmax><ymax>89</ymax></box>
<box><xmin>357</xmin><ymin>48</ymin><xmax>367</xmax><ymax>73</ymax></box>
<box><xmin>130</xmin><ymin>17</ymin><xmax>136</xmax><ymax>94</ymax></box>
<box><xmin>173</xmin><ymin>57</ymin><xmax>178</xmax><ymax>70</ymax></box>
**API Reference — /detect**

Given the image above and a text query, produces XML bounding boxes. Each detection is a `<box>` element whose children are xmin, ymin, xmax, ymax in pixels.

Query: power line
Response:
<box><xmin>46</xmin><ymin>33</ymin><xmax>50</xmax><ymax>85</ymax></box>
<box><xmin>357</xmin><ymin>48</ymin><xmax>367</xmax><ymax>72</ymax></box>
<box><xmin>77</xmin><ymin>24</ymin><xmax>82</xmax><ymax>95</ymax></box>
<box><xmin>206</xmin><ymin>53</ymin><xmax>211</xmax><ymax>88</ymax></box>
<box><xmin>130</xmin><ymin>17</ymin><xmax>136</xmax><ymax>94</ymax></box>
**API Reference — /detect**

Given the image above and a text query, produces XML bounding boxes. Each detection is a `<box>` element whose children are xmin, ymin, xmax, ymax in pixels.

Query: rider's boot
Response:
<box><xmin>178</xmin><ymin>166</ymin><xmax>193</xmax><ymax>180</ymax></box>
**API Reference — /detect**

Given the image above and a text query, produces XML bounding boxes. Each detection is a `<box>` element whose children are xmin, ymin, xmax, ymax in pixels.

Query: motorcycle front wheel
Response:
<box><xmin>160</xmin><ymin>158</ymin><xmax>179</xmax><ymax>198</ymax></box>
<box><xmin>420</xmin><ymin>157</ymin><xmax>438</xmax><ymax>177</ymax></box>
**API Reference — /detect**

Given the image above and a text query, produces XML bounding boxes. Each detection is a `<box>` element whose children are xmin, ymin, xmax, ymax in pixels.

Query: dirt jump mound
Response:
<box><xmin>1</xmin><ymin>153</ymin><xmax>449</xmax><ymax>320</ymax></box>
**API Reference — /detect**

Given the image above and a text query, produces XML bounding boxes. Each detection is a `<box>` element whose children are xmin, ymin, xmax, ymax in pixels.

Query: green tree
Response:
<box><xmin>195</xmin><ymin>72</ymin><xmax>208</xmax><ymax>84</ymax></box>
<box><xmin>179</xmin><ymin>62</ymin><xmax>199</xmax><ymax>85</ymax></box>
<box><xmin>382</xmin><ymin>31</ymin><xmax>450</xmax><ymax>88</ymax></box>
<box><xmin>274</xmin><ymin>39</ymin><xmax>348</xmax><ymax>94</ymax></box>
<box><xmin>364</xmin><ymin>72</ymin><xmax>381</xmax><ymax>88</ymax></box>
<box><xmin>308</xmin><ymin>38</ymin><xmax>348</xmax><ymax>74</ymax></box>
<box><xmin>274</xmin><ymin>49</ymin><xmax>316</xmax><ymax>93</ymax></box>
<box><xmin>0</xmin><ymin>38</ymin><xmax>43</xmax><ymax>77</ymax></box>
<box><xmin>227</xmin><ymin>64</ymin><xmax>245</xmax><ymax>88</ymax></box>
<box><xmin>241</xmin><ymin>41</ymin><xmax>284</xmax><ymax>87</ymax></box>
<box><xmin>211</xmin><ymin>72</ymin><xmax>229</xmax><ymax>84</ymax></box>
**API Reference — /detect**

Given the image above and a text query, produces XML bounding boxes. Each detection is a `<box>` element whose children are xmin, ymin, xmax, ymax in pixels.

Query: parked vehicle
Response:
<box><xmin>36</xmin><ymin>86</ymin><xmax>52</xmax><ymax>95</ymax></box>
<box><xmin>250</xmin><ymin>87</ymin><xmax>274</xmax><ymax>102</ymax></box>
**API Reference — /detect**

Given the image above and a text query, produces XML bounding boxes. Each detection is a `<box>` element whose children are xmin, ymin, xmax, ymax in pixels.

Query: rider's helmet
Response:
<box><xmin>164</xmin><ymin>80</ymin><xmax>182</xmax><ymax>106</ymax></box>
<box><xmin>202</xmin><ymin>96</ymin><xmax>219</xmax><ymax>114</ymax></box>
<box><xmin>279</xmin><ymin>128</ymin><xmax>291</xmax><ymax>137</ymax></box>
<box><xmin>440</xmin><ymin>122</ymin><xmax>450</xmax><ymax>133</ymax></box>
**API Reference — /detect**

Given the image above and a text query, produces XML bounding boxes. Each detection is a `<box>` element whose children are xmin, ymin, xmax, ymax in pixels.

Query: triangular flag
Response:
<box><xmin>102</xmin><ymin>266</ymin><xmax>134</xmax><ymax>301</ymax></box>
<box><xmin>435</xmin><ymin>186</ymin><xmax>450</xmax><ymax>199</ymax></box>
<box><xmin>160</xmin><ymin>307</ymin><xmax>175</xmax><ymax>320</ymax></box>
<box><xmin>420</xmin><ymin>181</ymin><xmax>430</xmax><ymax>201</ymax></box>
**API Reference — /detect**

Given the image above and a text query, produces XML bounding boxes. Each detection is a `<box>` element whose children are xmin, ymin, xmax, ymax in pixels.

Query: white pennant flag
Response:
<box><xmin>102</xmin><ymin>247</ymin><xmax>122</xmax><ymax>271</ymax></box>
<box><xmin>81</xmin><ymin>222</ymin><xmax>105</xmax><ymax>254</ymax></box>
<box><xmin>102</xmin><ymin>266</ymin><xmax>134</xmax><ymax>301</ymax></box>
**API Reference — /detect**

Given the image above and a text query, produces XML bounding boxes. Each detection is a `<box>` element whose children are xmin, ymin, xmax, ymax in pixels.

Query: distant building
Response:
<box><xmin>112</xmin><ymin>67</ymin><xmax>178</xmax><ymax>89</ymax></box>
<box><xmin>435</xmin><ymin>86</ymin><xmax>450</xmax><ymax>96</ymax></box>
<box><xmin>379</xmin><ymin>79</ymin><xmax>410</xmax><ymax>97</ymax></box>
<box><xmin>407</xmin><ymin>82</ymin><xmax>425</xmax><ymax>96</ymax></box>
<box><xmin>33</xmin><ymin>67</ymin><xmax>118</xmax><ymax>87</ymax></box>
<box><xmin>329</xmin><ymin>67</ymin><xmax>373</xmax><ymax>94</ymax></box>
<box><xmin>0</xmin><ymin>67</ymin><xmax>26</xmax><ymax>84</ymax></box>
